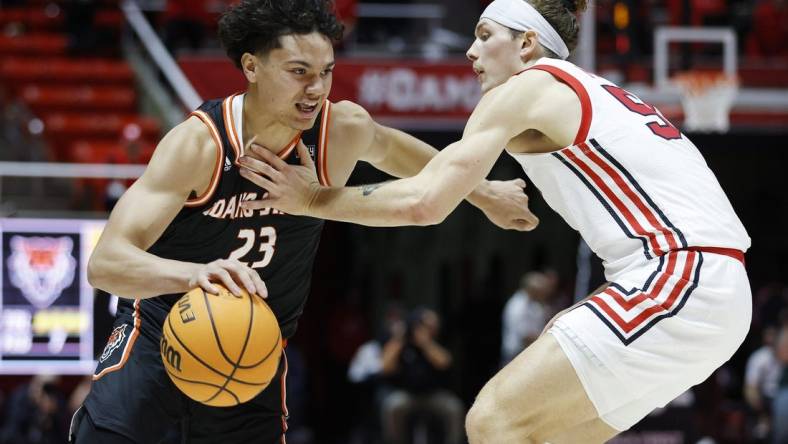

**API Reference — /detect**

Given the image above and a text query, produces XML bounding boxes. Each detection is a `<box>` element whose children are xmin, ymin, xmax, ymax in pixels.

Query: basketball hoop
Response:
<box><xmin>672</xmin><ymin>71</ymin><xmax>739</xmax><ymax>133</ymax></box>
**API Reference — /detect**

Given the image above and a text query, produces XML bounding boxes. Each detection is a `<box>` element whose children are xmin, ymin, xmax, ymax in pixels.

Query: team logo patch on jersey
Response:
<box><xmin>8</xmin><ymin>236</ymin><xmax>77</xmax><ymax>309</ymax></box>
<box><xmin>224</xmin><ymin>156</ymin><xmax>232</xmax><ymax>171</ymax></box>
<box><xmin>99</xmin><ymin>324</ymin><xmax>128</xmax><ymax>363</ymax></box>
<box><xmin>295</xmin><ymin>144</ymin><xmax>316</xmax><ymax>160</ymax></box>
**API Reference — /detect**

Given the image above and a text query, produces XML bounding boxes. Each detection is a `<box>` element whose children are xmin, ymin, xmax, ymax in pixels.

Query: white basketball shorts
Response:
<box><xmin>548</xmin><ymin>249</ymin><xmax>751</xmax><ymax>431</ymax></box>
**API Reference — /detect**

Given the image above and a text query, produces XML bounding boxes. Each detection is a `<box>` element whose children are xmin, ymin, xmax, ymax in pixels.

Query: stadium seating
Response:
<box><xmin>44</xmin><ymin>114</ymin><xmax>159</xmax><ymax>161</ymax></box>
<box><xmin>0</xmin><ymin>34</ymin><xmax>68</xmax><ymax>57</ymax></box>
<box><xmin>20</xmin><ymin>85</ymin><xmax>137</xmax><ymax>114</ymax></box>
<box><xmin>0</xmin><ymin>2</ymin><xmax>159</xmax><ymax>176</ymax></box>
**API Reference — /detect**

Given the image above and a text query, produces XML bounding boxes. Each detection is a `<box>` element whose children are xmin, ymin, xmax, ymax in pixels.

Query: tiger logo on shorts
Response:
<box><xmin>100</xmin><ymin>324</ymin><xmax>127</xmax><ymax>363</ymax></box>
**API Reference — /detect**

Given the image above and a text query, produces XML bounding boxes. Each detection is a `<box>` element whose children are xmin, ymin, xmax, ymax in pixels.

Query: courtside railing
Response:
<box><xmin>121</xmin><ymin>0</ymin><xmax>201</xmax><ymax>111</ymax></box>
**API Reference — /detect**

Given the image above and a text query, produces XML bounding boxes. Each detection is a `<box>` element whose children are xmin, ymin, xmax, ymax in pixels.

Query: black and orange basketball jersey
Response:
<box><xmin>119</xmin><ymin>93</ymin><xmax>333</xmax><ymax>340</ymax></box>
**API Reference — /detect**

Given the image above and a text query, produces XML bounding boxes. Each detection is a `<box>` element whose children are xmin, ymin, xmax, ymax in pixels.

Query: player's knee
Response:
<box><xmin>464</xmin><ymin>398</ymin><xmax>487</xmax><ymax>443</ymax></box>
<box><xmin>466</xmin><ymin>390</ymin><xmax>507</xmax><ymax>443</ymax></box>
<box><xmin>466</xmin><ymin>384</ymin><xmax>542</xmax><ymax>444</ymax></box>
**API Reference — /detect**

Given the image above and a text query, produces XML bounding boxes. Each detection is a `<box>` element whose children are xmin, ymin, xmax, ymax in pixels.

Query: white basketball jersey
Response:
<box><xmin>508</xmin><ymin>58</ymin><xmax>750</xmax><ymax>276</ymax></box>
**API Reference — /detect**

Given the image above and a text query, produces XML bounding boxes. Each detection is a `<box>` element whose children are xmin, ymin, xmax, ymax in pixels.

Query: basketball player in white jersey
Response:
<box><xmin>239</xmin><ymin>0</ymin><xmax>752</xmax><ymax>442</ymax></box>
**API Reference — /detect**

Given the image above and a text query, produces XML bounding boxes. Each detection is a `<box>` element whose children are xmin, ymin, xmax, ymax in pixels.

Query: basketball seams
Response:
<box><xmin>163</xmin><ymin>287</ymin><xmax>283</xmax><ymax>407</ymax></box>
<box><xmin>202</xmin><ymin>289</ymin><xmax>257</xmax><ymax>405</ymax></box>
<box><xmin>236</xmin><ymin>301</ymin><xmax>282</xmax><ymax>369</ymax></box>
<box><xmin>201</xmin><ymin>289</ymin><xmax>241</xmax><ymax>367</ymax></box>
<box><xmin>164</xmin><ymin>366</ymin><xmax>241</xmax><ymax>405</ymax></box>
<box><xmin>164</xmin><ymin>311</ymin><xmax>268</xmax><ymax>386</ymax></box>
<box><xmin>236</xmin><ymin>329</ymin><xmax>281</xmax><ymax>369</ymax></box>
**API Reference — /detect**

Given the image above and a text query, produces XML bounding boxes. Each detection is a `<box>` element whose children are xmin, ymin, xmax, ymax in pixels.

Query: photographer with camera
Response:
<box><xmin>379</xmin><ymin>308</ymin><xmax>464</xmax><ymax>444</ymax></box>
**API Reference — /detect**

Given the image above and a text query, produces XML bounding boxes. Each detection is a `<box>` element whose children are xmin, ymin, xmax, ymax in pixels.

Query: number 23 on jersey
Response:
<box><xmin>228</xmin><ymin>227</ymin><xmax>277</xmax><ymax>269</ymax></box>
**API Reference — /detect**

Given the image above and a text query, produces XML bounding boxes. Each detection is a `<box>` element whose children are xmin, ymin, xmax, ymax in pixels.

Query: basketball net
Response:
<box><xmin>672</xmin><ymin>71</ymin><xmax>739</xmax><ymax>133</ymax></box>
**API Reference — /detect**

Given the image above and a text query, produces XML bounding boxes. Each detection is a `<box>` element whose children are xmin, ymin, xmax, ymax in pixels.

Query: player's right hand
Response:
<box><xmin>188</xmin><ymin>259</ymin><xmax>268</xmax><ymax>299</ymax></box>
<box><xmin>238</xmin><ymin>141</ymin><xmax>322</xmax><ymax>216</ymax></box>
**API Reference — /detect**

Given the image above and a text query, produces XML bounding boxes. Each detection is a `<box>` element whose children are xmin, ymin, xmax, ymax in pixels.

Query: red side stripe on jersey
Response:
<box><xmin>617</xmin><ymin>252</ymin><xmax>695</xmax><ymax>330</ymax></box>
<box><xmin>580</xmin><ymin>144</ymin><xmax>679</xmax><ymax>251</ymax></box>
<box><xmin>590</xmin><ymin>251</ymin><xmax>696</xmax><ymax>333</ymax></box>
<box><xmin>185</xmin><ymin>110</ymin><xmax>224</xmax><ymax>207</ymax></box>
<box><xmin>603</xmin><ymin>288</ymin><xmax>639</xmax><ymax>311</ymax></box>
<box><xmin>601</xmin><ymin>252</ymin><xmax>677</xmax><ymax>311</ymax></box>
<box><xmin>684</xmin><ymin>246</ymin><xmax>744</xmax><ymax>265</ymax></box>
<box><xmin>565</xmin><ymin>143</ymin><xmax>665</xmax><ymax>256</ymax></box>
<box><xmin>93</xmin><ymin>300</ymin><xmax>140</xmax><ymax>380</ymax></box>
<box><xmin>596</xmin><ymin>251</ymin><xmax>676</xmax><ymax>312</ymax></box>
<box><xmin>658</xmin><ymin>251</ymin><xmax>697</xmax><ymax>310</ymax></box>
<box><xmin>318</xmin><ymin>100</ymin><xmax>332</xmax><ymax>186</ymax></box>
<box><xmin>523</xmin><ymin>64</ymin><xmax>592</xmax><ymax>145</ymax></box>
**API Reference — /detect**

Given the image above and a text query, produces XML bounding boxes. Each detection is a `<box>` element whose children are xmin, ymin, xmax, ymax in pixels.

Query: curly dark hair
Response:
<box><xmin>218</xmin><ymin>0</ymin><xmax>344</xmax><ymax>69</ymax></box>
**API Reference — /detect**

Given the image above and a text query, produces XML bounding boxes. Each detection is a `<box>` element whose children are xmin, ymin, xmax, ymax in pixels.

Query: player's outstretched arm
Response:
<box><xmin>354</xmin><ymin>105</ymin><xmax>539</xmax><ymax>231</ymax></box>
<box><xmin>307</xmin><ymin>125</ymin><xmax>514</xmax><ymax>226</ymax></box>
<box><xmin>240</xmin><ymin>75</ymin><xmax>548</xmax><ymax>227</ymax></box>
<box><xmin>88</xmin><ymin>117</ymin><xmax>267</xmax><ymax>300</ymax></box>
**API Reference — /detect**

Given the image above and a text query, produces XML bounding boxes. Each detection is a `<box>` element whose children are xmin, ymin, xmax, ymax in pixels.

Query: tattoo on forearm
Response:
<box><xmin>361</xmin><ymin>183</ymin><xmax>385</xmax><ymax>196</ymax></box>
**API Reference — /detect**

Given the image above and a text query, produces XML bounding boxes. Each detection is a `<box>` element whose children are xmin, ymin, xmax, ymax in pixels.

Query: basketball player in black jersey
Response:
<box><xmin>70</xmin><ymin>1</ymin><xmax>538</xmax><ymax>442</ymax></box>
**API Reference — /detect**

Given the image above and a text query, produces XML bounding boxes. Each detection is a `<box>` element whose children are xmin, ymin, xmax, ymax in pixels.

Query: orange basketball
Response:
<box><xmin>160</xmin><ymin>285</ymin><xmax>282</xmax><ymax>407</ymax></box>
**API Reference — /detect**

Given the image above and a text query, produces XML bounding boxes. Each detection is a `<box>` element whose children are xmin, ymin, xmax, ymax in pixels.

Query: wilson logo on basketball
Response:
<box><xmin>99</xmin><ymin>324</ymin><xmax>127</xmax><ymax>363</ymax></box>
<box><xmin>160</xmin><ymin>336</ymin><xmax>182</xmax><ymax>372</ymax></box>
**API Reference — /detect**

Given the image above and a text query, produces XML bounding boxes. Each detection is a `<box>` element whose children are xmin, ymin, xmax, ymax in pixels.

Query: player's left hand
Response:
<box><xmin>477</xmin><ymin>179</ymin><xmax>540</xmax><ymax>231</ymax></box>
<box><xmin>238</xmin><ymin>140</ymin><xmax>321</xmax><ymax>216</ymax></box>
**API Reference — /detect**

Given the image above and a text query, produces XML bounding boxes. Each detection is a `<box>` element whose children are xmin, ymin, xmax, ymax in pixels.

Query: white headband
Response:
<box><xmin>480</xmin><ymin>0</ymin><xmax>570</xmax><ymax>60</ymax></box>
